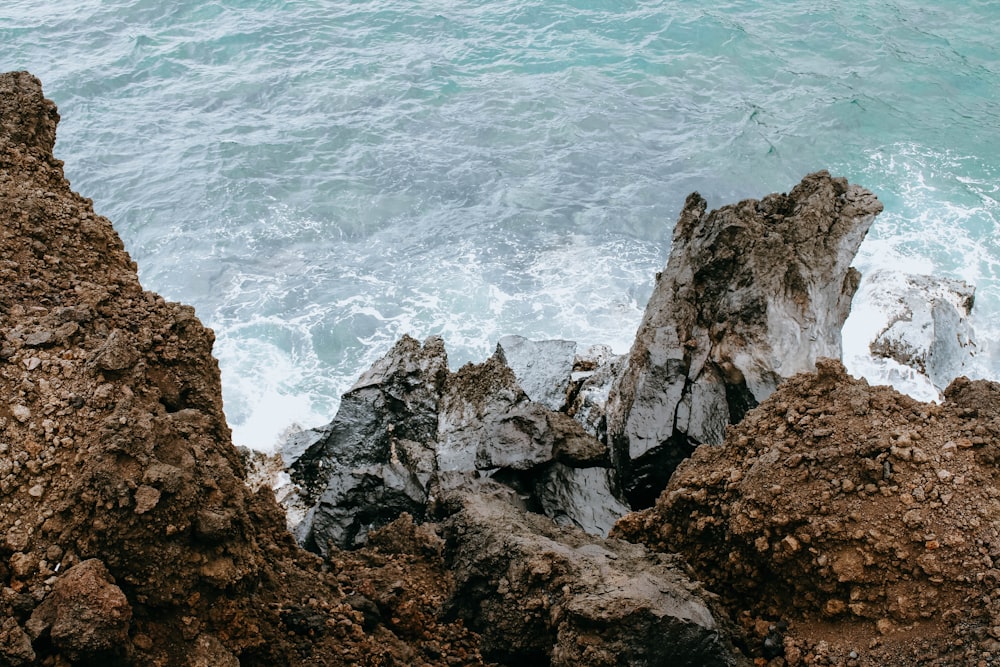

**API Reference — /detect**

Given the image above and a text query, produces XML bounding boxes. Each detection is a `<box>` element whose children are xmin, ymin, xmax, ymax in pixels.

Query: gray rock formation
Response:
<box><xmin>863</xmin><ymin>271</ymin><xmax>977</xmax><ymax>391</ymax></box>
<box><xmin>606</xmin><ymin>171</ymin><xmax>883</xmax><ymax>507</ymax></box>
<box><xmin>567</xmin><ymin>344</ymin><xmax>624</xmax><ymax>442</ymax></box>
<box><xmin>289</xmin><ymin>335</ymin><xmax>629</xmax><ymax>550</ymax></box>
<box><xmin>290</xmin><ymin>335</ymin><xmax>448</xmax><ymax>552</ymax></box>
<box><xmin>442</xmin><ymin>493</ymin><xmax>746</xmax><ymax>666</ymax></box>
<box><xmin>494</xmin><ymin>335</ymin><xmax>577</xmax><ymax>410</ymax></box>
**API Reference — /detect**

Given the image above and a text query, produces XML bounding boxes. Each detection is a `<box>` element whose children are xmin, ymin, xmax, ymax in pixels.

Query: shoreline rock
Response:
<box><xmin>606</xmin><ymin>172</ymin><xmax>884</xmax><ymax>507</ymax></box>
<box><xmin>7</xmin><ymin>67</ymin><xmax>998</xmax><ymax>667</ymax></box>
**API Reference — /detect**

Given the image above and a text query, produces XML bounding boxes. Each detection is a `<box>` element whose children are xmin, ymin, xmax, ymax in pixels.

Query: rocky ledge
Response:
<box><xmin>3</xmin><ymin>70</ymin><xmax>997</xmax><ymax>667</ymax></box>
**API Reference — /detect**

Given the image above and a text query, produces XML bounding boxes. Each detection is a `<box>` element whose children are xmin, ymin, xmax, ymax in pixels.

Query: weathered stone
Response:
<box><xmin>567</xmin><ymin>349</ymin><xmax>624</xmax><ymax>442</ymax></box>
<box><xmin>133</xmin><ymin>484</ymin><xmax>161</xmax><ymax>514</ymax></box>
<box><xmin>23</xmin><ymin>330</ymin><xmax>53</xmax><ymax>347</ymax></box>
<box><xmin>291</xmin><ymin>335</ymin><xmax>448</xmax><ymax>551</ymax></box>
<box><xmin>495</xmin><ymin>335</ymin><xmax>577</xmax><ymax>411</ymax></box>
<box><xmin>436</xmin><ymin>355</ymin><xmax>553</xmax><ymax>483</ymax></box>
<box><xmin>535</xmin><ymin>463</ymin><xmax>629</xmax><ymax>536</ymax></box>
<box><xmin>90</xmin><ymin>328</ymin><xmax>139</xmax><ymax>371</ymax></box>
<box><xmin>549</xmin><ymin>411</ymin><xmax>608</xmax><ymax>467</ymax></box>
<box><xmin>606</xmin><ymin>171</ymin><xmax>883</xmax><ymax>507</ymax></box>
<box><xmin>188</xmin><ymin>633</ymin><xmax>239</xmax><ymax>667</ymax></box>
<box><xmin>444</xmin><ymin>493</ymin><xmax>744</xmax><ymax>666</ymax></box>
<box><xmin>29</xmin><ymin>559</ymin><xmax>131</xmax><ymax>662</ymax></box>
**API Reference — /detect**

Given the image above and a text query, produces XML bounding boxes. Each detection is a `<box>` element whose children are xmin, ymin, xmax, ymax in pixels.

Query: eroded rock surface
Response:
<box><xmin>615</xmin><ymin>359</ymin><xmax>1000</xmax><ymax>666</ymax></box>
<box><xmin>606</xmin><ymin>172</ymin><xmax>884</xmax><ymax>507</ymax></box>
<box><xmin>444</xmin><ymin>492</ymin><xmax>745</xmax><ymax>667</ymax></box>
<box><xmin>290</xmin><ymin>336</ymin><xmax>628</xmax><ymax>546</ymax></box>
<box><xmin>494</xmin><ymin>335</ymin><xmax>577</xmax><ymax>411</ymax></box>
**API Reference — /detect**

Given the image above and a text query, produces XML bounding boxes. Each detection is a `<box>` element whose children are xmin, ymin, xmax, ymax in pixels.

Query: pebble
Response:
<box><xmin>27</xmin><ymin>484</ymin><xmax>43</xmax><ymax>498</ymax></box>
<box><xmin>24</xmin><ymin>331</ymin><xmax>53</xmax><ymax>347</ymax></box>
<box><xmin>11</xmin><ymin>405</ymin><xmax>30</xmax><ymax>422</ymax></box>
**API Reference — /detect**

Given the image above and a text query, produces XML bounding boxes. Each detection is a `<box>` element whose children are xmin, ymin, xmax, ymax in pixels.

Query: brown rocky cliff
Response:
<box><xmin>0</xmin><ymin>71</ymin><xmax>489</xmax><ymax>666</ymax></box>
<box><xmin>614</xmin><ymin>359</ymin><xmax>1000</xmax><ymax>666</ymax></box>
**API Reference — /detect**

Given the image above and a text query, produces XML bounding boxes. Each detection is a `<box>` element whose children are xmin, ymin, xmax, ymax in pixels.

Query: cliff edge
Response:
<box><xmin>0</xmin><ymin>71</ymin><xmax>490</xmax><ymax>666</ymax></box>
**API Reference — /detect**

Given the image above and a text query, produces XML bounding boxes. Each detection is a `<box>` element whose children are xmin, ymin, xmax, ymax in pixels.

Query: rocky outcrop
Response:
<box><xmin>289</xmin><ymin>337</ymin><xmax>628</xmax><ymax>548</ymax></box>
<box><xmin>290</xmin><ymin>335</ymin><xmax>448</xmax><ymax>551</ymax></box>
<box><xmin>614</xmin><ymin>359</ymin><xmax>1000</xmax><ymax>666</ymax></box>
<box><xmin>495</xmin><ymin>335</ymin><xmax>577</xmax><ymax>411</ymax></box>
<box><xmin>443</xmin><ymin>492</ymin><xmax>745</xmax><ymax>667</ymax></box>
<box><xmin>606</xmin><ymin>172</ymin><xmax>884</xmax><ymax>507</ymax></box>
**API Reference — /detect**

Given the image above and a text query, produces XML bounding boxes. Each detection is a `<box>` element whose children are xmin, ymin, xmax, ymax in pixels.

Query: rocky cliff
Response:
<box><xmin>605</xmin><ymin>173</ymin><xmax>883</xmax><ymax>507</ymax></box>
<box><xmin>0</xmin><ymin>70</ymin><xmax>494</xmax><ymax>667</ymax></box>
<box><xmin>4</xmin><ymin>69</ymin><xmax>995</xmax><ymax>667</ymax></box>
<box><xmin>0</xmin><ymin>71</ymin><xmax>749</xmax><ymax>666</ymax></box>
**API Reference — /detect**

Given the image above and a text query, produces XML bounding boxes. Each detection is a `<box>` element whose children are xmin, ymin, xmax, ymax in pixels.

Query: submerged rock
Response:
<box><xmin>606</xmin><ymin>171</ymin><xmax>883</xmax><ymax>507</ymax></box>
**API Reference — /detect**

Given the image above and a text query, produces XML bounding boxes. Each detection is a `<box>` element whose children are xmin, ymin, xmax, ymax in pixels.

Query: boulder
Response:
<box><xmin>437</xmin><ymin>356</ymin><xmax>556</xmax><ymax>481</ymax></box>
<box><xmin>534</xmin><ymin>464</ymin><xmax>629</xmax><ymax>536</ymax></box>
<box><xmin>443</xmin><ymin>493</ymin><xmax>746</xmax><ymax>666</ymax></box>
<box><xmin>606</xmin><ymin>171</ymin><xmax>883</xmax><ymax>507</ymax></box>
<box><xmin>28</xmin><ymin>559</ymin><xmax>131</xmax><ymax>663</ymax></box>
<box><xmin>494</xmin><ymin>335</ymin><xmax>577</xmax><ymax>410</ymax></box>
<box><xmin>290</xmin><ymin>335</ymin><xmax>448</xmax><ymax>552</ymax></box>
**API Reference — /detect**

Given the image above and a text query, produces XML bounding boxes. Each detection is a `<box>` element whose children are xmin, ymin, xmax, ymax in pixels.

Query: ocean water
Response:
<box><xmin>3</xmin><ymin>1</ymin><xmax>998</xmax><ymax>450</ymax></box>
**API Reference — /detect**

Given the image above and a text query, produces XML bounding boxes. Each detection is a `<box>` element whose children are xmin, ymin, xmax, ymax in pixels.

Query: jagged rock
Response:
<box><xmin>28</xmin><ymin>559</ymin><xmax>131</xmax><ymax>663</ymax></box>
<box><xmin>549</xmin><ymin>410</ymin><xmax>608</xmax><ymax>466</ymax></box>
<box><xmin>494</xmin><ymin>335</ymin><xmax>577</xmax><ymax>410</ymax></box>
<box><xmin>437</xmin><ymin>356</ymin><xmax>556</xmax><ymax>481</ymax></box>
<box><xmin>606</xmin><ymin>171</ymin><xmax>883</xmax><ymax>507</ymax></box>
<box><xmin>861</xmin><ymin>271</ymin><xmax>976</xmax><ymax>391</ymax></box>
<box><xmin>290</xmin><ymin>336</ymin><xmax>627</xmax><ymax>548</ymax></box>
<box><xmin>290</xmin><ymin>335</ymin><xmax>448</xmax><ymax>552</ymax></box>
<box><xmin>443</xmin><ymin>493</ymin><xmax>746</xmax><ymax>666</ymax></box>
<box><xmin>567</xmin><ymin>347</ymin><xmax>624</xmax><ymax>441</ymax></box>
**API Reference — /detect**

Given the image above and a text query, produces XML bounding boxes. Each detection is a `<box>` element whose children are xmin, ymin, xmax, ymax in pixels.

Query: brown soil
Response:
<box><xmin>0</xmin><ymin>70</ymin><xmax>488</xmax><ymax>666</ymax></box>
<box><xmin>615</xmin><ymin>358</ymin><xmax>1000</xmax><ymax>666</ymax></box>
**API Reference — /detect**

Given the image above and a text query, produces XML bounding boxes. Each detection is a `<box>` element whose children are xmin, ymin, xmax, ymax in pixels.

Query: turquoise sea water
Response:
<box><xmin>3</xmin><ymin>1</ymin><xmax>999</xmax><ymax>449</ymax></box>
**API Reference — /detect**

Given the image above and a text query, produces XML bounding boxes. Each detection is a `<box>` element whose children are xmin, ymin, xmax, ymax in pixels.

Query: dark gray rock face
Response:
<box><xmin>495</xmin><ymin>335</ymin><xmax>577</xmax><ymax>411</ymax></box>
<box><xmin>289</xmin><ymin>335</ymin><xmax>629</xmax><ymax>550</ymax></box>
<box><xmin>442</xmin><ymin>493</ymin><xmax>746</xmax><ymax>667</ymax></box>
<box><xmin>606</xmin><ymin>171</ymin><xmax>883</xmax><ymax>507</ymax></box>
<box><xmin>290</xmin><ymin>335</ymin><xmax>449</xmax><ymax>552</ymax></box>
